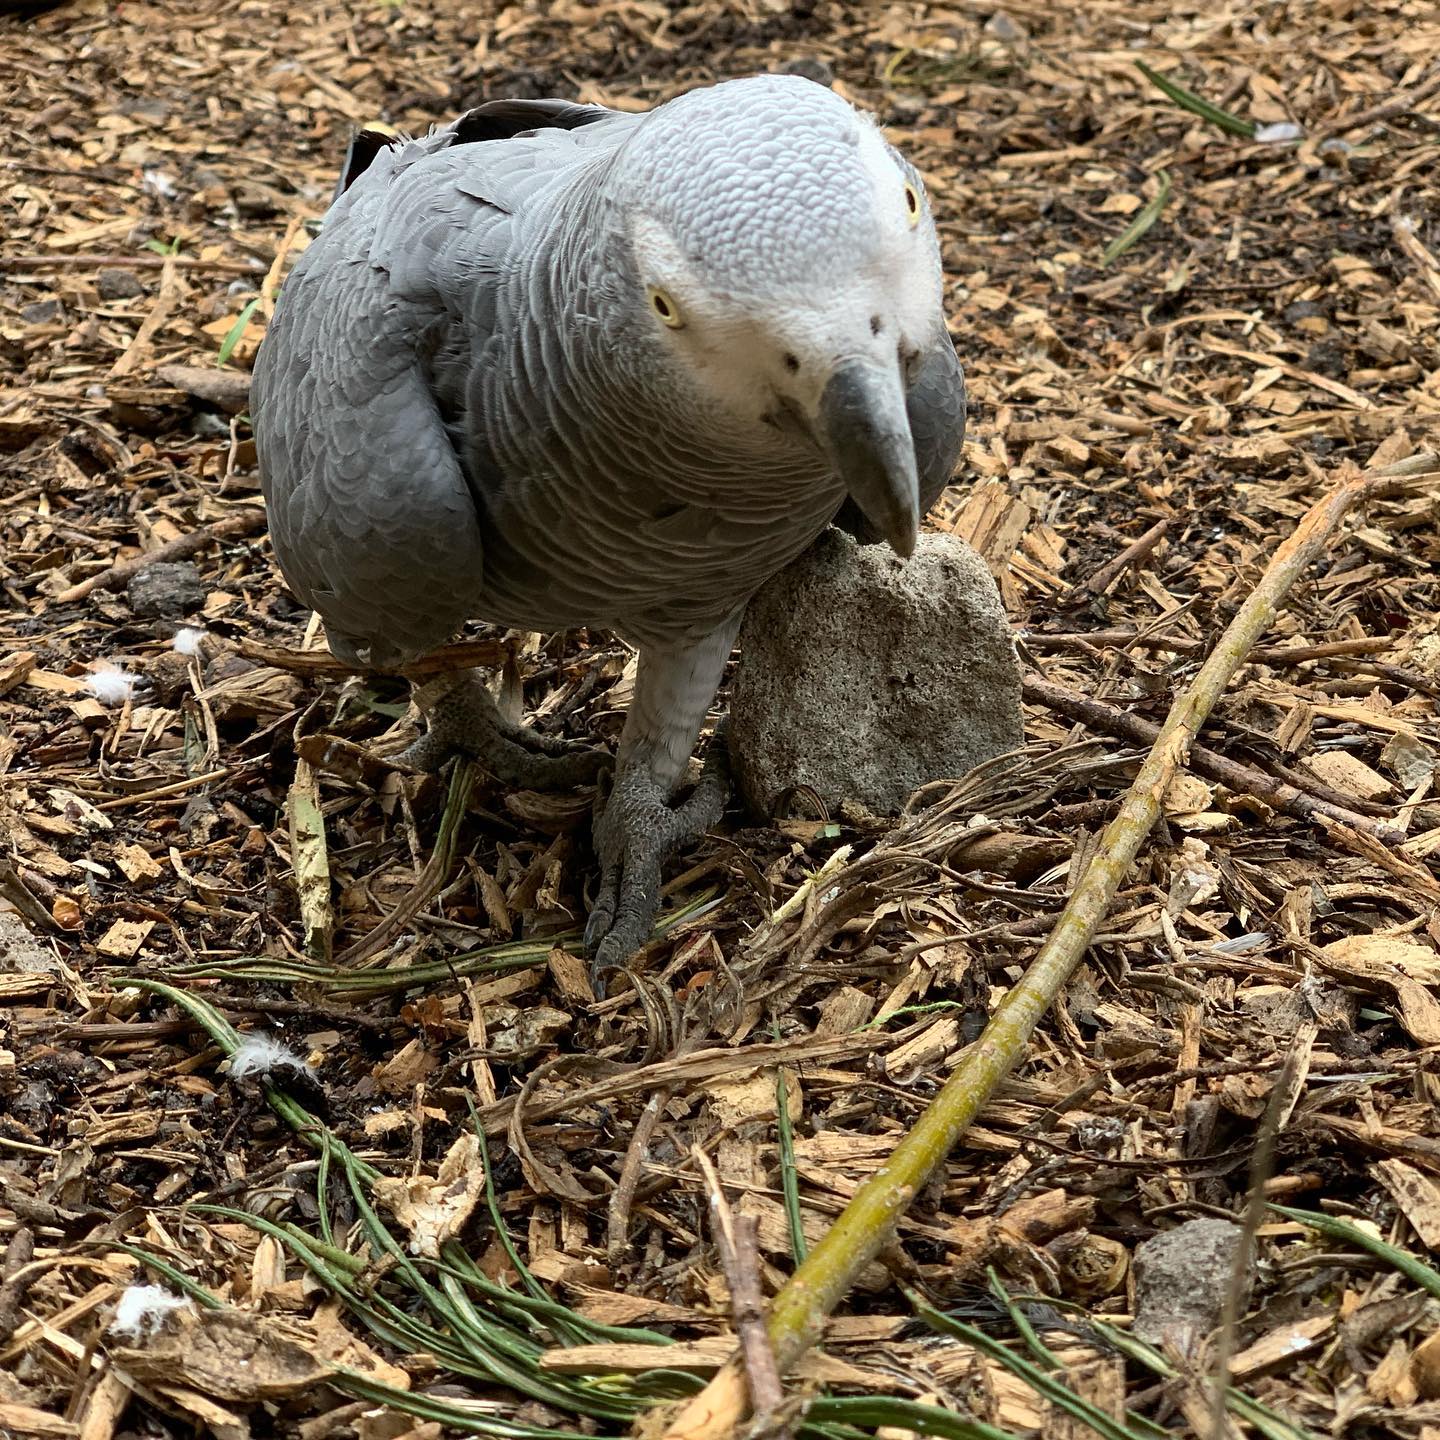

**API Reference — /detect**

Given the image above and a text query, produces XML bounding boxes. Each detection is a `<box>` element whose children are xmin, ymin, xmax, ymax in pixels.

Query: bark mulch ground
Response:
<box><xmin>2</xmin><ymin>2</ymin><xmax>1439</xmax><ymax>1438</ymax></box>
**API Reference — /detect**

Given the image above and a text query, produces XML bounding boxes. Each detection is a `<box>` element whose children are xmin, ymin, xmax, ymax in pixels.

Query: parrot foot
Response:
<box><xmin>397</xmin><ymin>671</ymin><xmax>608</xmax><ymax>789</ymax></box>
<box><xmin>585</xmin><ymin>727</ymin><xmax>730</xmax><ymax>976</ymax></box>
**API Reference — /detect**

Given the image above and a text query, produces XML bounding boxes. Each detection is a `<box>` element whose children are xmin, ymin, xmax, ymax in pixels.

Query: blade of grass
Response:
<box><xmin>153</xmin><ymin>888</ymin><xmax>721</xmax><ymax>994</ymax></box>
<box><xmin>914</xmin><ymin>1297</ymin><xmax>1160</xmax><ymax>1440</ymax></box>
<box><xmin>119</xmin><ymin>1239</ymin><xmax>598</xmax><ymax>1438</ymax></box>
<box><xmin>1268</xmin><ymin>1203</ymin><xmax>1440</xmax><ymax>1298</ymax></box>
<box><xmin>775</xmin><ymin>1063</ymin><xmax>808</xmax><ymax>1265</ymax></box>
<box><xmin>984</xmin><ymin>1268</ymin><xmax>1059</xmax><ymax>1373</ymax></box>
<box><xmin>1136</xmin><ymin>60</ymin><xmax>1257</xmax><ymax>138</ymax></box>
<box><xmin>807</xmin><ymin>1396</ymin><xmax>1021</xmax><ymax>1440</ymax></box>
<box><xmin>331</xmin><ymin>1371</ymin><xmax>598</xmax><ymax>1439</ymax></box>
<box><xmin>329</xmin><ymin>1140</ymin><xmax>639</xmax><ymax>1419</ymax></box>
<box><xmin>216</xmin><ymin>296</ymin><xmax>261</xmax><ymax>367</ymax></box>
<box><xmin>118</xmin><ymin>978</ymin><xmax>353</xmax><ymax>1167</ymax></box>
<box><xmin>1101</xmin><ymin>171</ymin><xmax>1172</xmax><ymax>266</ymax></box>
<box><xmin>1087</xmin><ymin>1320</ymin><xmax>1314</xmax><ymax>1440</ymax></box>
<box><xmin>111</xmin><ymin>1243</ymin><xmax>224</xmax><ymax>1310</ymax></box>
<box><xmin>209</xmin><ymin>1167</ymin><xmax>637</xmax><ymax>1421</ymax></box>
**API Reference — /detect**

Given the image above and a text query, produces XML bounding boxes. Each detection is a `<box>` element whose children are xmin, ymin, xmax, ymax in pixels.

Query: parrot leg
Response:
<box><xmin>585</xmin><ymin>728</ymin><xmax>730</xmax><ymax>972</ymax></box>
<box><xmin>584</xmin><ymin>618</ymin><xmax>741</xmax><ymax>974</ymax></box>
<box><xmin>398</xmin><ymin>670</ymin><xmax>608</xmax><ymax>788</ymax></box>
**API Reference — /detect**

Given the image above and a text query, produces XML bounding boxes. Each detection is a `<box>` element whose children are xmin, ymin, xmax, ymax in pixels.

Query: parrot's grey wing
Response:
<box><xmin>252</xmin><ymin>245</ymin><xmax>485</xmax><ymax>670</ymax></box>
<box><xmin>255</xmin><ymin>109</ymin><xmax>628</xmax><ymax>670</ymax></box>
<box><xmin>833</xmin><ymin>334</ymin><xmax>966</xmax><ymax>543</ymax></box>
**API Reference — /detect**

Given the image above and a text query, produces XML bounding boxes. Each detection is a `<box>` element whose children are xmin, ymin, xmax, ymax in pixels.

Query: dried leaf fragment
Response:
<box><xmin>286</xmin><ymin>757</ymin><xmax>333</xmax><ymax>962</ymax></box>
<box><xmin>372</xmin><ymin>1130</ymin><xmax>486</xmax><ymax>1257</ymax></box>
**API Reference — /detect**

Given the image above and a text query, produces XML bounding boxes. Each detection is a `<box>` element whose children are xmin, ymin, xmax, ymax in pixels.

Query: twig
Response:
<box><xmin>694</xmin><ymin>1150</ymin><xmax>784</xmax><ymax>1428</ymax></box>
<box><xmin>607</xmin><ymin>1028</ymin><xmax>711</xmax><ymax>1264</ymax></box>
<box><xmin>1323</xmin><ymin>63</ymin><xmax>1440</xmax><ymax>133</ymax></box>
<box><xmin>1021</xmin><ymin>673</ymin><xmax>1407</xmax><ymax>840</ymax></box>
<box><xmin>7</xmin><ymin>253</ymin><xmax>263</xmax><ymax>275</ymax></box>
<box><xmin>1331</xmin><ymin>658</ymin><xmax>1440</xmax><ymax>699</ymax></box>
<box><xmin>261</xmin><ymin>214</ymin><xmax>306</xmax><ymax>321</ymax></box>
<box><xmin>0</xmin><ymin>861</ymin><xmax>60</xmax><ymax>932</ymax></box>
<box><xmin>1389</xmin><ymin>213</ymin><xmax>1440</xmax><ymax>304</ymax></box>
<box><xmin>94</xmin><ymin>767</ymin><xmax>232</xmax><ymax>812</ymax></box>
<box><xmin>1022</xmin><ymin>631</ymin><xmax>1393</xmax><ymax>664</ymax></box>
<box><xmin>107</xmin><ymin>254</ymin><xmax>181</xmax><ymax>380</ymax></box>
<box><xmin>334</xmin><ymin>759</ymin><xmax>478</xmax><ymax>965</ymax></box>
<box><xmin>1068</xmin><ymin>518</ymin><xmax>1168</xmax><ymax>598</ymax></box>
<box><xmin>0</xmin><ymin>1227</ymin><xmax>36</xmax><ymax>1346</ymax></box>
<box><xmin>154</xmin><ymin>364</ymin><xmax>252</xmax><ymax>412</ymax></box>
<box><xmin>656</xmin><ymin>447</ymin><xmax>1440</xmax><ymax>1440</ymax></box>
<box><xmin>1207</xmin><ymin>1046</ymin><xmax>1305</xmax><ymax>1440</ymax></box>
<box><xmin>237</xmin><ymin>634</ymin><xmax>508</xmax><ymax>679</ymax></box>
<box><xmin>471</xmin><ymin>1032</ymin><xmax>888</xmax><ymax>1133</ymax></box>
<box><xmin>608</xmin><ymin>1089</ymin><xmax>671</xmax><ymax>1265</ymax></box>
<box><xmin>54</xmin><ymin>509</ymin><xmax>266</xmax><ymax>605</ymax></box>
<box><xmin>1318</xmin><ymin>817</ymin><xmax>1440</xmax><ymax>904</ymax></box>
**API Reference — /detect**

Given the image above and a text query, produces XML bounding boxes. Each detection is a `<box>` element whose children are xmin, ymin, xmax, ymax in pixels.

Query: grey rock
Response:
<box><xmin>1133</xmin><ymin>1219</ymin><xmax>1246</xmax><ymax>1357</ymax></box>
<box><xmin>985</xmin><ymin>10</ymin><xmax>1027</xmax><ymax>41</ymax></box>
<box><xmin>127</xmin><ymin>562</ymin><xmax>208</xmax><ymax>619</ymax></box>
<box><xmin>0</xmin><ymin>912</ymin><xmax>55</xmax><ymax>974</ymax></box>
<box><xmin>780</xmin><ymin>57</ymin><xmax>834</xmax><ymax>87</ymax></box>
<box><xmin>21</xmin><ymin>299</ymin><xmax>63</xmax><ymax>325</ymax></box>
<box><xmin>97</xmin><ymin>268</ymin><xmax>146</xmax><ymax>301</ymax></box>
<box><xmin>730</xmin><ymin>528</ymin><xmax>1023</xmax><ymax>816</ymax></box>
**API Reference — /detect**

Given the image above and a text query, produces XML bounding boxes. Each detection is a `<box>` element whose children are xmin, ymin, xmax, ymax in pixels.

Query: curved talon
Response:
<box><xmin>583</xmin><ymin>878</ymin><xmax>618</xmax><ymax>952</ymax></box>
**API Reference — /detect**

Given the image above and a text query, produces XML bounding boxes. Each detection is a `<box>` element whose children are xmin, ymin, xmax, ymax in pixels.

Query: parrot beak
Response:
<box><xmin>817</xmin><ymin>360</ymin><xmax>920</xmax><ymax>558</ymax></box>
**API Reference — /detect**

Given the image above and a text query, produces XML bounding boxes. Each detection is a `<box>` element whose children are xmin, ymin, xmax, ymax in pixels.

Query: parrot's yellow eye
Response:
<box><xmin>648</xmin><ymin>286</ymin><xmax>684</xmax><ymax>328</ymax></box>
<box><xmin>903</xmin><ymin>182</ymin><xmax>921</xmax><ymax>226</ymax></box>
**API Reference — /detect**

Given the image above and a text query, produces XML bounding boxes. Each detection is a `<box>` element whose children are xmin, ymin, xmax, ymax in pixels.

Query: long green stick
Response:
<box><xmin>657</xmin><ymin>449</ymin><xmax>1438</xmax><ymax>1440</ymax></box>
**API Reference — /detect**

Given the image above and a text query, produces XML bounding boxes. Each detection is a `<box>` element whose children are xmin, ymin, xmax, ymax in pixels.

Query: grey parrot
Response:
<box><xmin>251</xmin><ymin>75</ymin><xmax>965</xmax><ymax>970</ymax></box>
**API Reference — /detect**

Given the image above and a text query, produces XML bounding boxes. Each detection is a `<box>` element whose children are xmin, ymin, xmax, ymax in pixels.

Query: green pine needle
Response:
<box><xmin>1136</xmin><ymin>60</ymin><xmax>1257</xmax><ymax>138</ymax></box>
<box><xmin>1101</xmin><ymin>170</ymin><xmax>1173</xmax><ymax>266</ymax></box>
<box><xmin>216</xmin><ymin>295</ymin><xmax>262</xmax><ymax>367</ymax></box>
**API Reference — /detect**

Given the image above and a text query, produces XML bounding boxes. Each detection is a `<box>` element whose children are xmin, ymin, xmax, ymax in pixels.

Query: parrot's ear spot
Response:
<box><xmin>648</xmin><ymin>286</ymin><xmax>684</xmax><ymax>328</ymax></box>
<box><xmin>903</xmin><ymin>182</ymin><xmax>921</xmax><ymax>226</ymax></box>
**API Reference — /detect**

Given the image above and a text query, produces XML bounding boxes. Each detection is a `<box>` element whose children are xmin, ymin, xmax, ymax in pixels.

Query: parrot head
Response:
<box><xmin>613</xmin><ymin>74</ymin><xmax>950</xmax><ymax>557</ymax></box>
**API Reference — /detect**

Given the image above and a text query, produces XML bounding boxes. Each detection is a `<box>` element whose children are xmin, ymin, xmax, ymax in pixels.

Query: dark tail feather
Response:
<box><xmin>332</xmin><ymin>129</ymin><xmax>400</xmax><ymax>205</ymax></box>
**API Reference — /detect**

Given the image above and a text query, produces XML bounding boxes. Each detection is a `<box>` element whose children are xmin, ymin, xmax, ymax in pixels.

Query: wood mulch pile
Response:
<box><xmin>3</xmin><ymin>1</ymin><xmax>1439</xmax><ymax>1437</ymax></box>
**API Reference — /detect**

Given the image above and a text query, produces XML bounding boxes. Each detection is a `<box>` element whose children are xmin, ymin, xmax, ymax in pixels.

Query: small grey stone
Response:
<box><xmin>730</xmin><ymin>528</ymin><xmax>1023</xmax><ymax>816</ymax></box>
<box><xmin>780</xmin><ymin>57</ymin><xmax>834</xmax><ymax>87</ymax></box>
<box><xmin>1133</xmin><ymin>1219</ymin><xmax>1246</xmax><ymax>1358</ymax></box>
<box><xmin>985</xmin><ymin>10</ymin><xmax>1027</xmax><ymax>42</ymax></box>
<box><xmin>127</xmin><ymin>562</ymin><xmax>208</xmax><ymax>619</ymax></box>
<box><xmin>119</xmin><ymin>96</ymin><xmax>170</xmax><ymax>124</ymax></box>
<box><xmin>0</xmin><ymin>911</ymin><xmax>56</xmax><ymax>974</ymax></box>
<box><xmin>21</xmin><ymin>299</ymin><xmax>63</xmax><ymax>325</ymax></box>
<box><xmin>1283</xmin><ymin>300</ymin><xmax>1327</xmax><ymax>325</ymax></box>
<box><xmin>97</xmin><ymin>268</ymin><xmax>146</xmax><ymax>301</ymax></box>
